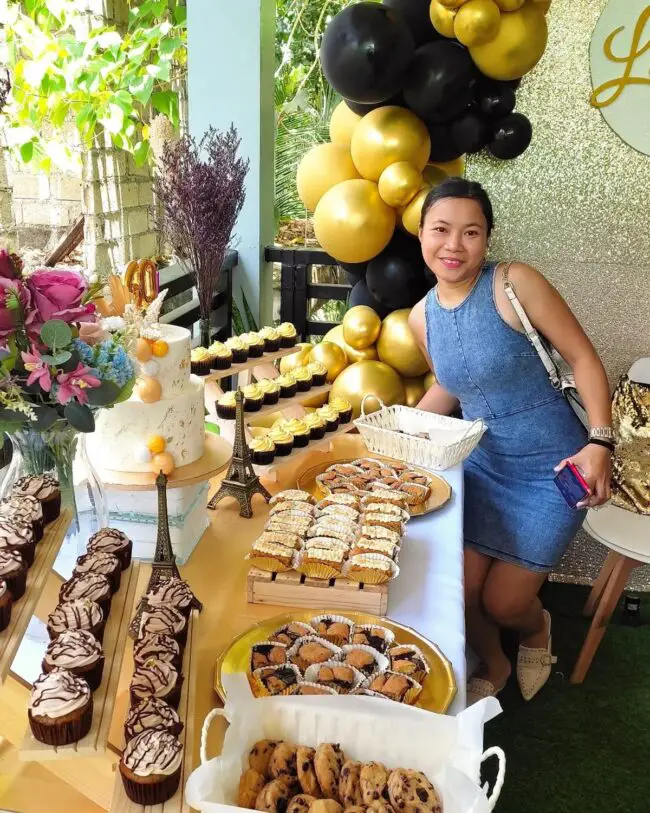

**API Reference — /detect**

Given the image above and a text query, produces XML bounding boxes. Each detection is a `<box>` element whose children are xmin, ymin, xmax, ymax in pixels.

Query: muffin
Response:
<box><xmin>388</xmin><ymin>644</ymin><xmax>429</xmax><ymax>684</ymax></box>
<box><xmin>329</xmin><ymin>396</ymin><xmax>353</xmax><ymax>424</ymax></box>
<box><xmin>73</xmin><ymin>552</ymin><xmax>121</xmax><ymax>594</ymax></box>
<box><xmin>216</xmin><ymin>390</ymin><xmax>237</xmax><ymax>420</ymax></box>
<box><xmin>190</xmin><ymin>346</ymin><xmax>213</xmax><ymax>376</ymax></box>
<box><xmin>207</xmin><ymin>341</ymin><xmax>233</xmax><ymax>370</ymax></box>
<box><xmin>28</xmin><ymin>669</ymin><xmax>93</xmax><ymax>746</ymax></box>
<box><xmin>0</xmin><ymin>515</ymin><xmax>36</xmax><ymax>567</ymax></box>
<box><xmin>139</xmin><ymin>604</ymin><xmax>187</xmax><ymax>647</ymax></box>
<box><xmin>42</xmin><ymin>629</ymin><xmax>105</xmax><ymax>691</ymax></box>
<box><xmin>283</xmin><ymin>418</ymin><xmax>310</xmax><ymax>448</ymax></box>
<box><xmin>47</xmin><ymin>599</ymin><xmax>105</xmax><ymax>643</ymax></box>
<box><xmin>292</xmin><ymin>366</ymin><xmax>313</xmax><ymax>392</ymax></box>
<box><xmin>276</xmin><ymin>373</ymin><xmax>297</xmax><ymax>399</ymax></box>
<box><xmin>86</xmin><ymin>528</ymin><xmax>132</xmax><ymax>570</ymax></box>
<box><xmin>277</xmin><ymin>322</ymin><xmax>298</xmax><ymax>348</ymax></box>
<box><xmin>60</xmin><ymin>573</ymin><xmax>112</xmax><ymax>619</ymax></box>
<box><xmin>0</xmin><ymin>494</ymin><xmax>44</xmax><ymax>542</ymax></box>
<box><xmin>133</xmin><ymin>633</ymin><xmax>182</xmax><ymax>671</ymax></box>
<box><xmin>316</xmin><ymin>405</ymin><xmax>340</xmax><ymax>432</ymax></box>
<box><xmin>0</xmin><ymin>578</ymin><xmax>12</xmax><ymax>632</ymax></box>
<box><xmin>242</xmin><ymin>383</ymin><xmax>264</xmax><ymax>412</ymax></box>
<box><xmin>307</xmin><ymin>361</ymin><xmax>328</xmax><ymax>386</ymax></box>
<box><xmin>124</xmin><ymin>696</ymin><xmax>183</xmax><ymax>743</ymax></box>
<box><xmin>268</xmin><ymin>427</ymin><xmax>294</xmax><ymax>457</ymax></box>
<box><xmin>12</xmin><ymin>474</ymin><xmax>61</xmax><ymax>523</ymax></box>
<box><xmin>250</xmin><ymin>436</ymin><xmax>276</xmax><ymax>466</ymax></box>
<box><xmin>130</xmin><ymin>659</ymin><xmax>183</xmax><ymax>710</ymax></box>
<box><xmin>119</xmin><ymin>729</ymin><xmax>182</xmax><ymax>805</ymax></box>
<box><xmin>0</xmin><ymin>549</ymin><xmax>28</xmax><ymax>600</ymax></box>
<box><xmin>257</xmin><ymin>378</ymin><xmax>281</xmax><ymax>405</ymax></box>
<box><xmin>241</xmin><ymin>332</ymin><xmax>264</xmax><ymax>358</ymax></box>
<box><xmin>252</xmin><ymin>664</ymin><xmax>301</xmax><ymax>696</ymax></box>
<box><xmin>303</xmin><ymin>412</ymin><xmax>327</xmax><ymax>441</ymax></box>
<box><xmin>225</xmin><ymin>336</ymin><xmax>248</xmax><ymax>364</ymax></box>
<box><xmin>144</xmin><ymin>578</ymin><xmax>194</xmax><ymax>617</ymax></box>
<box><xmin>259</xmin><ymin>326</ymin><xmax>281</xmax><ymax>352</ymax></box>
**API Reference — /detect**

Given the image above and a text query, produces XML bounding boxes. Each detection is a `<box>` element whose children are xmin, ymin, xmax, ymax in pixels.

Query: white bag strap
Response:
<box><xmin>481</xmin><ymin>746</ymin><xmax>507</xmax><ymax>811</ymax></box>
<box><xmin>200</xmin><ymin>707</ymin><xmax>228</xmax><ymax>764</ymax></box>
<box><xmin>501</xmin><ymin>262</ymin><xmax>561</xmax><ymax>389</ymax></box>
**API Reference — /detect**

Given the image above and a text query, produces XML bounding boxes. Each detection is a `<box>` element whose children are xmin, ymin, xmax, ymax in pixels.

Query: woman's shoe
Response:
<box><xmin>517</xmin><ymin>609</ymin><xmax>557</xmax><ymax>701</ymax></box>
<box><xmin>466</xmin><ymin>670</ymin><xmax>510</xmax><ymax>706</ymax></box>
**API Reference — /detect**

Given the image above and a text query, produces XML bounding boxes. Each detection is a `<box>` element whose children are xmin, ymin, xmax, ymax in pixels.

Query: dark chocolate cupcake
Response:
<box><xmin>0</xmin><ymin>495</ymin><xmax>44</xmax><ymax>542</ymax></box>
<box><xmin>250</xmin><ymin>436</ymin><xmax>276</xmax><ymax>466</ymax></box>
<box><xmin>291</xmin><ymin>366</ymin><xmax>313</xmax><ymax>392</ymax></box>
<box><xmin>133</xmin><ymin>633</ymin><xmax>182</xmax><ymax>671</ymax></box>
<box><xmin>119</xmin><ymin>729</ymin><xmax>182</xmax><ymax>805</ymax></box>
<box><xmin>12</xmin><ymin>474</ymin><xmax>61</xmax><ymax>523</ymax></box>
<box><xmin>130</xmin><ymin>659</ymin><xmax>183</xmax><ymax>710</ymax></box>
<box><xmin>0</xmin><ymin>515</ymin><xmax>35</xmax><ymax>567</ymax></box>
<box><xmin>257</xmin><ymin>379</ymin><xmax>281</xmax><ymax>406</ymax></box>
<box><xmin>42</xmin><ymin>629</ymin><xmax>105</xmax><ymax>691</ymax></box>
<box><xmin>139</xmin><ymin>604</ymin><xmax>187</xmax><ymax>648</ymax></box>
<box><xmin>241</xmin><ymin>331</ymin><xmax>264</xmax><ymax>358</ymax></box>
<box><xmin>307</xmin><ymin>361</ymin><xmax>328</xmax><ymax>387</ymax></box>
<box><xmin>190</xmin><ymin>347</ymin><xmax>213</xmax><ymax>376</ymax></box>
<box><xmin>86</xmin><ymin>528</ymin><xmax>132</xmax><ymax>570</ymax></box>
<box><xmin>0</xmin><ymin>549</ymin><xmax>27</xmax><ymax>600</ymax></box>
<box><xmin>124</xmin><ymin>696</ymin><xmax>183</xmax><ymax>742</ymax></box>
<box><xmin>276</xmin><ymin>373</ymin><xmax>297</xmax><ymax>399</ymax></box>
<box><xmin>73</xmin><ymin>552</ymin><xmax>121</xmax><ymax>594</ymax></box>
<box><xmin>259</xmin><ymin>326</ymin><xmax>281</xmax><ymax>352</ymax></box>
<box><xmin>303</xmin><ymin>412</ymin><xmax>327</xmax><ymax>441</ymax></box>
<box><xmin>225</xmin><ymin>336</ymin><xmax>248</xmax><ymax>364</ymax></box>
<box><xmin>329</xmin><ymin>396</ymin><xmax>353</xmax><ymax>424</ymax></box>
<box><xmin>277</xmin><ymin>322</ymin><xmax>298</xmax><ymax>348</ymax></box>
<box><xmin>316</xmin><ymin>405</ymin><xmax>340</xmax><ymax>432</ymax></box>
<box><xmin>208</xmin><ymin>341</ymin><xmax>233</xmax><ymax>370</ymax></box>
<box><xmin>268</xmin><ymin>427</ymin><xmax>294</xmax><ymax>457</ymax></box>
<box><xmin>284</xmin><ymin>418</ymin><xmax>310</xmax><ymax>448</ymax></box>
<box><xmin>59</xmin><ymin>573</ymin><xmax>112</xmax><ymax>620</ymax></box>
<box><xmin>47</xmin><ymin>599</ymin><xmax>105</xmax><ymax>644</ymax></box>
<box><xmin>242</xmin><ymin>383</ymin><xmax>264</xmax><ymax>412</ymax></box>
<box><xmin>28</xmin><ymin>669</ymin><xmax>93</xmax><ymax>746</ymax></box>
<box><xmin>0</xmin><ymin>578</ymin><xmax>12</xmax><ymax>632</ymax></box>
<box><xmin>144</xmin><ymin>578</ymin><xmax>195</xmax><ymax>619</ymax></box>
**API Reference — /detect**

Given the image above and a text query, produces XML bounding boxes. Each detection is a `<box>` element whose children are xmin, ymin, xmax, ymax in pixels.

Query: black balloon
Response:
<box><xmin>450</xmin><ymin>109</ymin><xmax>492</xmax><ymax>154</ymax></box>
<box><xmin>488</xmin><ymin>112</ymin><xmax>532</xmax><ymax>160</ymax></box>
<box><xmin>348</xmin><ymin>279</ymin><xmax>392</xmax><ymax>318</ymax></box>
<box><xmin>382</xmin><ymin>0</ymin><xmax>442</xmax><ymax>47</ymax></box>
<box><xmin>344</xmin><ymin>93</ymin><xmax>404</xmax><ymax>117</ymax></box>
<box><xmin>475</xmin><ymin>80</ymin><xmax>516</xmax><ymax>119</ymax></box>
<box><xmin>321</xmin><ymin>3</ymin><xmax>415</xmax><ymax>104</ymax></box>
<box><xmin>339</xmin><ymin>259</ymin><xmax>368</xmax><ymax>286</ymax></box>
<box><xmin>402</xmin><ymin>41</ymin><xmax>476</xmax><ymax>123</ymax></box>
<box><xmin>427</xmin><ymin>121</ymin><xmax>464</xmax><ymax>163</ymax></box>
<box><xmin>366</xmin><ymin>232</ymin><xmax>429</xmax><ymax>309</ymax></box>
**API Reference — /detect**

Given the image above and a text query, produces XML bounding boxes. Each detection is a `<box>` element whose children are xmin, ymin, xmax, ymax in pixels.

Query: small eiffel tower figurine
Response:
<box><xmin>208</xmin><ymin>389</ymin><xmax>271</xmax><ymax>517</ymax></box>
<box><xmin>129</xmin><ymin>471</ymin><xmax>203</xmax><ymax>639</ymax></box>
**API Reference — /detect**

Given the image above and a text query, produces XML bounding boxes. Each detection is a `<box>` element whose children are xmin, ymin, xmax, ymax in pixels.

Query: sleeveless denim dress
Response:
<box><xmin>424</xmin><ymin>262</ymin><xmax>587</xmax><ymax>572</ymax></box>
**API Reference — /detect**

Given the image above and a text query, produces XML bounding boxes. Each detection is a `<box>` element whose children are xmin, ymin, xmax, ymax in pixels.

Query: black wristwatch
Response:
<box><xmin>587</xmin><ymin>438</ymin><xmax>615</xmax><ymax>453</ymax></box>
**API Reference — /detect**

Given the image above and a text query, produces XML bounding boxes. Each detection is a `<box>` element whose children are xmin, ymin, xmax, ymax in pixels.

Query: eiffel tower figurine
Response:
<box><xmin>129</xmin><ymin>471</ymin><xmax>203</xmax><ymax>638</ymax></box>
<box><xmin>208</xmin><ymin>389</ymin><xmax>271</xmax><ymax>517</ymax></box>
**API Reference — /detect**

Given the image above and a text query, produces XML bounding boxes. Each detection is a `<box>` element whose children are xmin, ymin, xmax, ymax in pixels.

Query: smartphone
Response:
<box><xmin>554</xmin><ymin>462</ymin><xmax>590</xmax><ymax>509</ymax></box>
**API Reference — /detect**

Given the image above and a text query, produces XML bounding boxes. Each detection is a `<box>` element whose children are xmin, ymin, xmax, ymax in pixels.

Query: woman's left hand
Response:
<box><xmin>555</xmin><ymin>444</ymin><xmax>612</xmax><ymax>509</ymax></box>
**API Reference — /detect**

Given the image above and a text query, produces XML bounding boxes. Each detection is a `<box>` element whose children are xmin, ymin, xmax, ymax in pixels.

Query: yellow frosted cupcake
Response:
<box><xmin>250</xmin><ymin>435</ymin><xmax>276</xmax><ymax>465</ymax></box>
<box><xmin>307</xmin><ymin>361</ymin><xmax>328</xmax><ymax>386</ymax></box>
<box><xmin>291</xmin><ymin>366</ymin><xmax>313</xmax><ymax>392</ymax></box>
<box><xmin>257</xmin><ymin>378</ymin><xmax>281</xmax><ymax>405</ymax></box>
<box><xmin>242</xmin><ymin>383</ymin><xmax>264</xmax><ymax>412</ymax></box>
<box><xmin>217</xmin><ymin>390</ymin><xmax>237</xmax><ymax>420</ymax></box>
<box><xmin>303</xmin><ymin>411</ymin><xmax>327</xmax><ymax>441</ymax></box>
<box><xmin>277</xmin><ymin>322</ymin><xmax>297</xmax><ymax>348</ymax></box>
<box><xmin>268</xmin><ymin>426</ymin><xmax>294</xmax><ymax>457</ymax></box>
<box><xmin>225</xmin><ymin>336</ymin><xmax>248</xmax><ymax>363</ymax></box>
<box><xmin>329</xmin><ymin>395</ymin><xmax>353</xmax><ymax>424</ymax></box>
<box><xmin>241</xmin><ymin>332</ymin><xmax>264</xmax><ymax>358</ymax></box>
<box><xmin>259</xmin><ymin>326</ymin><xmax>281</xmax><ymax>352</ymax></box>
<box><xmin>208</xmin><ymin>341</ymin><xmax>233</xmax><ymax>370</ymax></box>
<box><xmin>276</xmin><ymin>373</ymin><xmax>297</xmax><ymax>399</ymax></box>
<box><xmin>317</xmin><ymin>405</ymin><xmax>340</xmax><ymax>432</ymax></box>
<box><xmin>190</xmin><ymin>347</ymin><xmax>212</xmax><ymax>376</ymax></box>
<box><xmin>284</xmin><ymin>418</ymin><xmax>310</xmax><ymax>448</ymax></box>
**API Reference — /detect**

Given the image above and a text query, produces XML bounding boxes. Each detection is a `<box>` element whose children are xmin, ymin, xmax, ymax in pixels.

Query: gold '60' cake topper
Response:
<box><xmin>124</xmin><ymin>258</ymin><xmax>159</xmax><ymax>309</ymax></box>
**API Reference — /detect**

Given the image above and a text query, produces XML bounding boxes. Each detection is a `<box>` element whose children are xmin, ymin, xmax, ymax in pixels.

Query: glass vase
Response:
<box><xmin>1</xmin><ymin>425</ymin><xmax>108</xmax><ymax>569</ymax></box>
<box><xmin>199</xmin><ymin>317</ymin><xmax>211</xmax><ymax>348</ymax></box>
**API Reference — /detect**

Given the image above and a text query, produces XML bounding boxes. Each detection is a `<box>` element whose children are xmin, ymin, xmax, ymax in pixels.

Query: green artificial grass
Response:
<box><xmin>481</xmin><ymin>582</ymin><xmax>650</xmax><ymax>813</ymax></box>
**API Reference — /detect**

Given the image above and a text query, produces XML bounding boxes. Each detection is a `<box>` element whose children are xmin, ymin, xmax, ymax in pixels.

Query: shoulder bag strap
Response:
<box><xmin>501</xmin><ymin>261</ymin><xmax>562</xmax><ymax>389</ymax></box>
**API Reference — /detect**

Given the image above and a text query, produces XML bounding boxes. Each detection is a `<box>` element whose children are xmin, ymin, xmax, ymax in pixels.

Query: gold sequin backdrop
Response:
<box><xmin>467</xmin><ymin>0</ymin><xmax>650</xmax><ymax>385</ymax></box>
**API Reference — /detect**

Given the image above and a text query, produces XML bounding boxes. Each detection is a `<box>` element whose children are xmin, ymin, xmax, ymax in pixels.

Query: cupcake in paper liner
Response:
<box><xmin>310</xmin><ymin>614</ymin><xmax>355</xmax><ymax>646</ymax></box>
<box><xmin>290</xmin><ymin>681</ymin><xmax>338</xmax><ymax>696</ymax></box>
<box><xmin>250</xmin><ymin>641</ymin><xmax>288</xmax><ymax>672</ymax></box>
<box><xmin>343</xmin><ymin>553</ymin><xmax>399</xmax><ymax>585</ymax></box>
<box><xmin>387</xmin><ymin>644</ymin><xmax>430</xmax><ymax>685</ymax></box>
<box><xmin>252</xmin><ymin>663</ymin><xmax>302</xmax><ymax>696</ymax></box>
<box><xmin>286</xmin><ymin>635</ymin><xmax>342</xmax><ymax>673</ymax></box>
<box><xmin>351</xmin><ymin>624</ymin><xmax>396</xmax><ymax>654</ymax></box>
<box><xmin>295</xmin><ymin>546</ymin><xmax>346</xmax><ymax>581</ymax></box>
<box><xmin>362</xmin><ymin>669</ymin><xmax>423</xmax><ymax>705</ymax></box>
<box><xmin>339</xmin><ymin>643</ymin><xmax>390</xmax><ymax>677</ymax></box>
<box><xmin>303</xmin><ymin>659</ymin><xmax>365</xmax><ymax>694</ymax></box>
<box><xmin>246</xmin><ymin>541</ymin><xmax>297</xmax><ymax>573</ymax></box>
<box><xmin>269</xmin><ymin>621</ymin><xmax>317</xmax><ymax>646</ymax></box>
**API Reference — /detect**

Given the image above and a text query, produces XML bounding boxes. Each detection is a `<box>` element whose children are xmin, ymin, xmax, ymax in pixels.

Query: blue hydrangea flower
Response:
<box><xmin>73</xmin><ymin>339</ymin><xmax>94</xmax><ymax>364</ymax></box>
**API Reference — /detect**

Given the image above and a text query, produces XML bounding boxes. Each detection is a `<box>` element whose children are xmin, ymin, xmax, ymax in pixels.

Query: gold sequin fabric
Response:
<box><xmin>611</xmin><ymin>375</ymin><xmax>650</xmax><ymax>514</ymax></box>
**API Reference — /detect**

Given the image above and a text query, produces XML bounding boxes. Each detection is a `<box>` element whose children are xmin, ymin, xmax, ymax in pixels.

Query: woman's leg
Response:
<box><xmin>481</xmin><ymin>559</ymin><xmax>549</xmax><ymax>646</ymax></box>
<box><xmin>464</xmin><ymin>548</ymin><xmax>511</xmax><ymax>686</ymax></box>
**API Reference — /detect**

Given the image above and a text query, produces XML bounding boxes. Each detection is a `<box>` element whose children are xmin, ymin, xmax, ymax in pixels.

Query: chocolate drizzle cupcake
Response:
<box><xmin>60</xmin><ymin>573</ymin><xmax>112</xmax><ymax>619</ymax></box>
<box><xmin>28</xmin><ymin>669</ymin><xmax>93</xmax><ymax>746</ymax></box>
<box><xmin>0</xmin><ymin>515</ymin><xmax>35</xmax><ymax>566</ymax></box>
<box><xmin>124</xmin><ymin>696</ymin><xmax>183</xmax><ymax>742</ymax></box>
<box><xmin>133</xmin><ymin>633</ymin><xmax>182</xmax><ymax>671</ymax></box>
<box><xmin>130</xmin><ymin>659</ymin><xmax>183</xmax><ymax>709</ymax></box>
<box><xmin>0</xmin><ymin>578</ymin><xmax>12</xmax><ymax>632</ymax></box>
<box><xmin>139</xmin><ymin>604</ymin><xmax>187</xmax><ymax>647</ymax></box>
<box><xmin>12</xmin><ymin>474</ymin><xmax>61</xmax><ymax>523</ymax></box>
<box><xmin>144</xmin><ymin>578</ymin><xmax>194</xmax><ymax>618</ymax></box>
<box><xmin>0</xmin><ymin>495</ymin><xmax>44</xmax><ymax>542</ymax></box>
<box><xmin>42</xmin><ymin>629</ymin><xmax>105</xmax><ymax>691</ymax></box>
<box><xmin>86</xmin><ymin>528</ymin><xmax>132</xmax><ymax>570</ymax></box>
<box><xmin>47</xmin><ymin>599</ymin><xmax>105</xmax><ymax>643</ymax></box>
<box><xmin>0</xmin><ymin>549</ymin><xmax>27</xmax><ymax>600</ymax></box>
<box><xmin>73</xmin><ymin>552</ymin><xmax>121</xmax><ymax>594</ymax></box>
<box><xmin>119</xmin><ymin>729</ymin><xmax>183</xmax><ymax>805</ymax></box>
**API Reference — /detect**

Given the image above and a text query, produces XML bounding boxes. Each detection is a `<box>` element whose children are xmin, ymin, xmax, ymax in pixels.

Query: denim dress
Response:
<box><xmin>425</xmin><ymin>263</ymin><xmax>587</xmax><ymax>572</ymax></box>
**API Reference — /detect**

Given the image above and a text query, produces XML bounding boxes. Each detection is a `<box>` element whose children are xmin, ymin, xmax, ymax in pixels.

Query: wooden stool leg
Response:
<box><xmin>570</xmin><ymin>556</ymin><xmax>638</xmax><ymax>684</ymax></box>
<box><xmin>583</xmin><ymin>550</ymin><xmax>620</xmax><ymax>617</ymax></box>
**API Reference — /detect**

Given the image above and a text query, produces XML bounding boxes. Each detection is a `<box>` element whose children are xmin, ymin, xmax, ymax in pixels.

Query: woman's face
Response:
<box><xmin>419</xmin><ymin>197</ymin><xmax>489</xmax><ymax>284</ymax></box>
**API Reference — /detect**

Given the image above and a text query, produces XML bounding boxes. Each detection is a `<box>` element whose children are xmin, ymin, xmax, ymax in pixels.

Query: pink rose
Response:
<box><xmin>0</xmin><ymin>250</ymin><xmax>20</xmax><ymax>280</ymax></box>
<box><xmin>0</xmin><ymin>277</ymin><xmax>30</xmax><ymax>344</ymax></box>
<box><xmin>78</xmin><ymin>322</ymin><xmax>108</xmax><ymax>346</ymax></box>
<box><xmin>26</xmin><ymin>269</ymin><xmax>96</xmax><ymax>330</ymax></box>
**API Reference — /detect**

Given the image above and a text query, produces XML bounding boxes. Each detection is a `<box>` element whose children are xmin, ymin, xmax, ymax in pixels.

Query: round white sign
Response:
<box><xmin>590</xmin><ymin>2</ymin><xmax>650</xmax><ymax>156</ymax></box>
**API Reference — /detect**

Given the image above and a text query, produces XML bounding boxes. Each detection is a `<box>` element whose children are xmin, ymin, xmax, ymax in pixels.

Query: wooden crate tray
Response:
<box><xmin>20</xmin><ymin>561</ymin><xmax>140</xmax><ymax>760</ymax></box>
<box><xmin>247</xmin><ymin>567</ymin><xmax>388</xmax><ymax>615</ymax></box>
<box><xmin>109</xmin><ymin>608</ymin><xmax>200</xmax><ymax>813</ymax></box>
<box><xmin>0</xmin><ymin>509</ymin><xmax>72</xmax><ymax>686</ymax></box>
<box><xmin>203</xmin><ymin>345</ymin><xmax>300</xmax><ymax>381</ymax></box>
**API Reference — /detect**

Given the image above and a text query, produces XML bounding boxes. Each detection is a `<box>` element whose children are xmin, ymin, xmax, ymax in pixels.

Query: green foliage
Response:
<box><xmin>63</xmin><ymin>401</ymin><xmax>95</xmax><ymax>432</ymax></box>
<box><xmin>0</xmin><ymin>0</ymin><xmax>186</xmax><ymax>172</ymax></box>
<box><xmin>40</xmin><ymin>319</ymin><xmax>72</xmax><ymax>351</ymax></box>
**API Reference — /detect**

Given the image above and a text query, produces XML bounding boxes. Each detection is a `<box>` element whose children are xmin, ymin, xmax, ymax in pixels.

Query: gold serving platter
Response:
<box><xmin>214</xmin><ymin>610</ymin><xmax>457</xmax><ymax>714</ymax></box>
<box><xmin>295</xmin><ymin>454</ymin><xmax>452</xmax><ymax>517</ymax></box>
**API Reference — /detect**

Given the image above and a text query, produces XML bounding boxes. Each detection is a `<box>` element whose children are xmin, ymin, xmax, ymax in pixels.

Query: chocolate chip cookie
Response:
<box><xmin>297</xmin><ymin>745</ymin><xmax>322</xmax><ymax>797</ymax></box>
<box><xmin>314</xmin><ymin>743</ymin><xmax>346</xmax><ymax>801</ymax></box>
<box><xmin>387</xmin><ymin>769</ymin><xmax>441</xmax><ymax>813</ymax></box>
<box><xmin>238</xmin><ymin>769</ymin><xmax>266</xmax><ymax>808</ymax></box>
<box><xmin>367</xmin><ymin>801</ymin><xmax>396</xmax><ymax>813</ymax></box>
<box><xmin>309</xmin><ymin>801</ymin><xmax>343</xmax><ymax>813</ymax></box>
<box><xmin>359</xmin><ymin>762</ymin><xmax>389</xmax><ymax>805</ymax></box>
<box><xmin>339</xmin><ymin>760</ymin><xmax>364</xmax><ymax>807</ymax></box>
<box><xmin>269</xmin><ymin>742</ymin><xmax>298</xmax><ymax>779</ymax></box>
<box><xmin>249</xmin><ymin>739</ymin><xmax>281</xmax><ymax>777</ymax></box>
<box><xmin>287</xmin><ymin>794</ymin><xmax>316</xmax><ymax>813</ymax></box>
<box><xmin>255</xmin><ymin>778</ymin><xmax>295</xmax><ymax>813</ymax></box>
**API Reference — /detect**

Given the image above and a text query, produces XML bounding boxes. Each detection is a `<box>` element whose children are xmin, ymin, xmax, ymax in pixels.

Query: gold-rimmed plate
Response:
<box><xmin>295</xmin><ymin>454</ymin><xmax>452</xmax><ymax>517</ymax></box>
<box><xmin>214</xmin><ymin>610</ymin><xmax>457</xmax><ymax>714</ymax></box>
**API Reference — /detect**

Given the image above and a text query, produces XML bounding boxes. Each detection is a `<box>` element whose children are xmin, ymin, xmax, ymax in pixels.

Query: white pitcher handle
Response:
<box><xmin>360</xmin><ymin>395</ymin><xmax>386</xmax><ymax>417</ymax></box>
<box><xmin>200</xmin><ymin>707</ymin><xmax>228</xmax><ymax>764</ymax></box>
<box><xmin>481</xmin><ymin>746</ymin><xmax>506</xmax><ymax>811</ymax></box>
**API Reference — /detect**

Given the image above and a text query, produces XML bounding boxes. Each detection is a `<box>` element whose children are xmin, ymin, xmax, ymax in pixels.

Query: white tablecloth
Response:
<box><xmin>388</xmin><ymin>464</ymin><xmax>466</xmax><ymax>713</ymax></box>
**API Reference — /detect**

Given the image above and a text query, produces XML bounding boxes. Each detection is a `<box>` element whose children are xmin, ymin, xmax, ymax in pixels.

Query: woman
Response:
<box><xmin>409</xmin><ymin>178</ymin><xmax>612</xmax><ymax>702</ymax></box>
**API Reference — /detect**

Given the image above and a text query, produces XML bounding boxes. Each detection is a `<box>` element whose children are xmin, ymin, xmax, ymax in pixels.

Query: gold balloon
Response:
<box><xmin>432</xmin><ymin>156</ymin><xmax>466</xmax><ymax>177</ymax></box>
<box><xmin>469</xmin><ymin>3</ymin><xmax>547</xmax><ymax>80</ymax></box>
<box><xmin>309</xmin><ymin>341</ymin><xmax>348</xmax><ymax>383</ymax></box>
<box><xmin>494</xmin><ymin>0</ymin><xmax>524</xmax><ymax>9</ymax></box>
<box><xmin>403</xmin><ymin>377</ymin><xmax>426</xmax><ymax>408</ymax></box>
<box><xmin>378</xmin><ymin>162</ymin><xmax>422</xmax><ymax>209</ymax></box>
<box><xmin>422</xmin><ymin>165</ymin><xmax>447</xmax><ymax>187</ymax></box>
<box><xmin>401</xmin><ymin>187</ymin><xmax>431</xmax><ymax>237</ymax></box>
<box><xmin>438</xmin><ymin>0</ymin><xmax>468</xmax><ymax>6</ymax></box>
<box><xmin>313</xmin><ymin>179</ymin><xmax>395</xmax><ymax>264</ymax></box>
<box><xmin>279</xmin><ymin>343</ymin><xmax>313</xmax><ymax>374</ymax></box>
<box><xmin>301</xmin><ymin>391</ymin><xmax>330</xmax><ymax>409</ymax></box>
<box><xmin>297</xmin><ymin>143</ymin><xmax>360</xmax><ymax>212</ymax></box>
<box><xmin>330</xmin><ymin>361</ymin><xmax>406</xmax><ymax>419</ymax></box>
<box><xmin>377</xmin><ymin>309</ymin><xmax>430</xmax><ymax>377</ymax></box>
<box><xmin>424</xmin><ymin>371</ymin><xmax>437</xmax><ymax>390</ymax></box>
<box><xmin>329</xmin><ymin>101</ymin><xmax>362</xmax><ymax>147</ymax></box>
<box><xmin>429</xmin><ymin>0</ymin><xmax>457</xmax><ymax>37</ymax></box>
<box><xmin>351</xmin><ymin>107</ymin><xmax>431</xmax><ymax>182</ymax></box>
<box><xmin>249</xmin><ymin>411</ymin><xmax>286</xmax><ymax>429</ymax></box>
<box><xmin>323</xmin><ymin>324</ymin><xmax>379</xmax><ymax>363</ymax></box>
<box><xmin>531</xmin><ymin>0</ymin><xmax>550</xmax><ymax>12</ymax></box>
<box><xmin>454</xmin><ymin>0</ymin><xmax>501</xmax><ymax>47</ymax></box>
<box><xmin>343</xmin><ymin>306</ymin><xmax>382</xmax><ymax>350</ymax></box>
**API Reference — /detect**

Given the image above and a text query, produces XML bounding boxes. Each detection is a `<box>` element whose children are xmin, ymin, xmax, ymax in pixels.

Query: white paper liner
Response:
<box><xmin>361</xmin><ymin>670</ymin><xmax>423</xmax><ymax>706</ymax></box>
<box><xmin>304</xmin><ymin>537</ymin><xmax>350</xmax><ymax>553</ymax></box>
<box><xmin>307</xmin><ymin>523</ymin><xmax>357</xmax><ymax>544</ymax></box>
<box><xmin>363</xmin><ymin>513</ymin><xmax>405</xmax><ymax>535</ymax></box>
<box><xmin>245</xmin><ymin>550</ymin><xmax>295</xmax><ymax>573</ymax></box>
<box><xmin>251</xmin><ymin>663</ymin><xmax>302</xmax><ymax>696</ymax></box>
<box><xmin>328</xmin><ymin>464</ymin><xmax>365</xmax><ymax>476</ymax></box>
<box><xmin>269</xmin><ymin>490</ymin><xmax>316</xmax><ymax>506</ymax></box>
<box><xmin>343</xmin><ymin>554</ymin><xmax>400</xmax><ymax>585</ymax></box>
<box><xmin>361</xmin><ymin>503</ymin><xmax>410</xmax><ymax>523</ymax></box>
<box><xmin>303</xmin><ymin>659</ymin><xmax>365</xmax><ymax>693</ymax></box>
<box><xmin>286</xmin><ymin>636</ymin><xmax>343</xmax><ymax>673</ymax></box>
<box><xmin>292</xmin><ymin>681</ymin><xmax>338</xmax><ymax>696</ymax></box>
<box><xmin>257</xmin><ymin>531</ymin><xmax>304</xmax><ymax>550</ymax></box>
<box><xmin>363</xmin><ymin>490</ymin><xmax>409</xmax><ymax>508</ymax></box>
<box><xmin>387</xmin><ymin>644</ymin><xmax>431</xmax><ymax>682</ymax></box>
<box><xmin>340</xmin><ymin>644</ymin><xmax>390</xmax><ymax>677</ymax></box>
<box><xmin>314</xmin><ymin>504</ymin><xmax>360</xmax><ymax>521</ymax></box>
<box><xmin>309</xmin><ymin>614</ymin><xmax>355</xmax><ymax>645</ymax></box>
<box><xmin>350</xmin><ymin>687</ymin><xmax>390</xmax><ymax>700</ymax></box>
<box><xmin>269</xmin><ymin>623</ymin><xmax>317</xmax><ymax>646</ymax></box>
<box><xmin>317</xmin><ymin>494</ymin><xmax>361</xmax><ymax>510</ymax></box>
<box><xmin>350</xmin><ymin>624</ymin><xmax>396</xmax><ymax>653</ymax></box>
<box><xmin>269</xmin><ymin>502</ymin><xmax>316</xmax><ymax>517</ymax></box>
<box><xmin>249</xmin><ymin>641</ymin><xmax>288</xmax><ymax>672</ymax></box>
<box><xmin>350</xmin><ymin>538</ymin><xmax>400</xmax><ymax>561</ymax></box>
<box><xmin>294</xmin><ymin>549</ymin><xmax>345</xmax><ymax>580</ymax></box>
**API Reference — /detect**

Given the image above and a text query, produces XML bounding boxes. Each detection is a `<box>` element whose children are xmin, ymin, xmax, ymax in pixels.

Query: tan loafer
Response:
<box><xmin>466</xmin><ymin>675</ymin><xmax>508</xmax><ymax>706</ymax></box>
<box><xmin>517</xmin><ymin>609</ymin><xmax>557</xmax><ymax>701</ymax></box>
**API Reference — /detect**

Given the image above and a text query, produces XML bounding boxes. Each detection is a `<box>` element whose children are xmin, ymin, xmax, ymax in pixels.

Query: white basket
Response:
<box><xmin>353</xmin><ymin>397</ymin><xmax>486</xmax><ymax>471</ymax></box>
